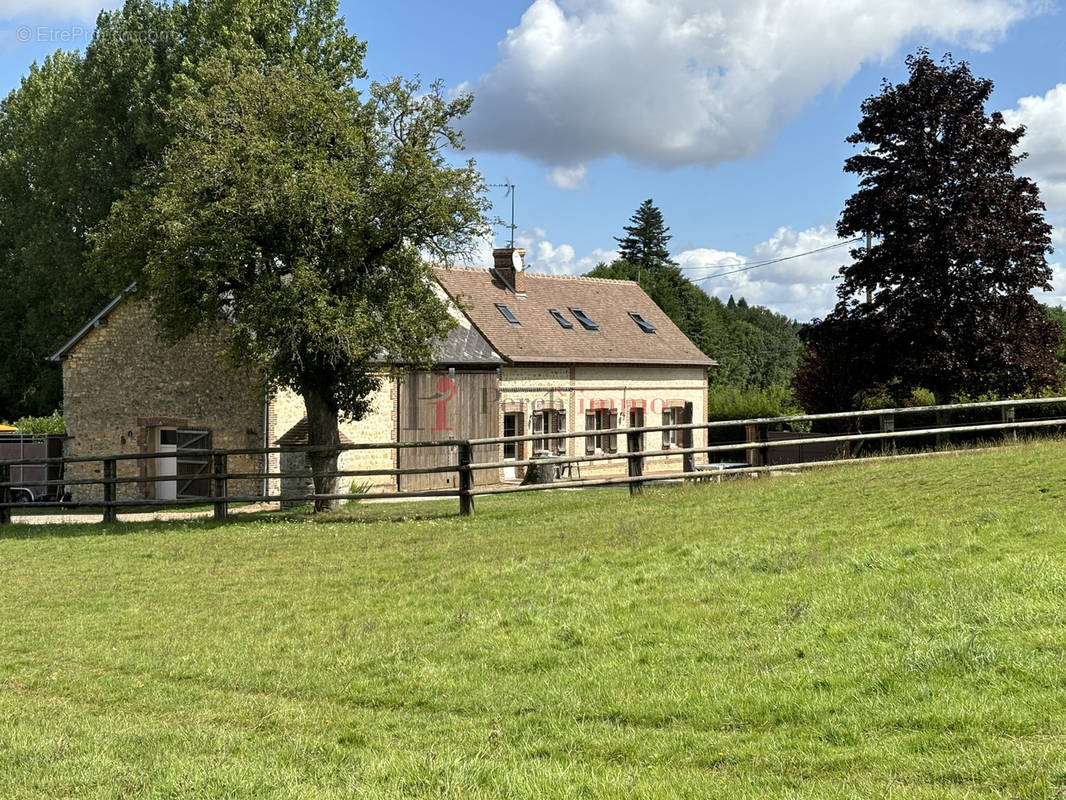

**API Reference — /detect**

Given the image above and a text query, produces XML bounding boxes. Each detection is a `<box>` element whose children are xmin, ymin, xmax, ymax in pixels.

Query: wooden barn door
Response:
<box><xmin>176</xmin><ymin>428</ymin><xmax>212</xmax><ymax>498</ymax></box>
<box><xmin>398</xmin><ymin>371</ymin><xmax>500</xmax><ymax>492</ymax></box>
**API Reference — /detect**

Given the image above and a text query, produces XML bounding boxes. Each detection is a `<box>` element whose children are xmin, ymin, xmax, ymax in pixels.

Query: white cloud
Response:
<box><xmin>1039</xmin><ymin>212</ymin><xmax>1065</xmax><ymax>306</ymax></box>
<box><xmin>678</xmin><ymin>225</ymin><xmax>851</xmax><ymax>320</ymax></box>
<box><xmin>1054</xmin><ymin>219</ymin><xmax>1066</xmax><ymax>249</ymax></box>
<box><xmin>460</xmin><ymin>0</ymin><xmax>1038</xmax><ymax>169</ymax></box>
<box><xmin>998</xmin><ymin>81</ymin><xmax>1066</xmax><ymax>295</ymax></box>
<box><xmin>1003</xmin><ymin>84</ymin><xmax>1066</xmax><ymax>210</ymax></box>
<box><xmin>681</xmin><ymin>221</ymin><xmax>1066</xmax><ymax>320</ymax></box>
<box><xmin>547</xmin><ymin>164</ymin><xmax>587</xmax><ymax>190</ymax></box>
<box><xmin>464</xmin><ymin>227</ymin><xmax>616</xmax><ymax>275</ymax></box>
<box><xmin>516</xmin><ymin>227</ymin><xmax>618</xmax><ymax>273</ymax></box>
<box><xmin>1045</xmin><ymin>261</ymin><xmax>1066</xmax><ymax>306</ymax></box>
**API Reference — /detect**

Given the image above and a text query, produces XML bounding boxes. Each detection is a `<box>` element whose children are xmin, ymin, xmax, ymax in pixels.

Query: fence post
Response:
<box><xmin>102</xmin><ymin>458</ymin><xmax>117</xmax><ymax>523</ymax></box>
<box><xmin>681</xmin><ymin>402</ymin><xmax>695</xmax><ymax>474</ymax></box>
<box><xmin>746</xmin><ymin>424</ymin><xmax>768</xmax><ymax>467</ymax></box>
<box><xmin>213</xmin><ymin>452</ymin><xmax>228</xmax><ymax>522</ymax></box>
<box><xmin>0</xmin><ymin>463</ymin><xmax>10</xmax><ymax>525</ymax></box>
<box><xmin>458</xmin><ymin>441</ymin><xmax>474</xmax><ymax>517</ymax></box>
<box><xmin>935</xmin><ymin>407</ymin><xmax>950</xmax><ymax>449</ymax></box>
<box><xmin>1002</xmin><ymin>405</ymin><xmax>1017</xmax><ymax>442</ymax></box>
<box><xmin>627</xmin><ymin>430</ymin><xmax>644</xmax><ymax>495</ymax></box>
<box><xmin>879</xmin><ymin>413</ymin><xmax>896</xmax><ymax>455</ymax></box>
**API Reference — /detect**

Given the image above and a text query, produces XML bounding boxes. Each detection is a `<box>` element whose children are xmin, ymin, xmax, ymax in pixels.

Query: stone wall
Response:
<box><xmin>61</xmin><ymin>298</ymin><xmax>266</xmax><ymax>502</ymax></box>
<box><xmin>269</xmin><ymin>382</ymin><xmax>397</xmax><ymax>499</ymax></box>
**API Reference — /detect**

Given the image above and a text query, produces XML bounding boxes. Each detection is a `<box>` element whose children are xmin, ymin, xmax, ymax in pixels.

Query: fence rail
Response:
<box><xmin>3</xmin><ymin>396</ymin><xmax>1066</xmax><ymax>523</ymax></box>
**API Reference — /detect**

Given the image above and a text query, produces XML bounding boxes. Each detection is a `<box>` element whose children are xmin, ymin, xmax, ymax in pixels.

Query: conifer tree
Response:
<box><xmin>614</xmin><ymin>199</ymin><xmax>675</xmax><ymax>274</ymax></box>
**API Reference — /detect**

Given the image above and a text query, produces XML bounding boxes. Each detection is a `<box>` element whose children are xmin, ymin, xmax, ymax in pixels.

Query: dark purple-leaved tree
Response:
<box><xmin>796</xmin><ymin>51</ymin><xmax>1061</xmax><ymax>411</ymax></box>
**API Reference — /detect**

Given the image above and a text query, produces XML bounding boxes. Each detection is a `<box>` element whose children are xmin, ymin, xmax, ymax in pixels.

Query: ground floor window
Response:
<box><xmin>585</xmin><ymin>408</ymin><xmax>618</xmax><ymax>454</ymax></box>
<box><xmin>629</xmin><ymin>408</ymin><xmax>645</xmax><ymax>451</ymax></box>
<box><xmin>662</xmin><ymin>407</ymin><xmax>681</xmax><ymax>449</ymax></box>
<box><xmin>532</xmin><ymin>409</ymin><xmax>565</xmax><ymax>454</ymax></box>
<box><xmin>503</xmin><ymin>412</ymin><xmax>522</xmax><ymax>460</ymax></box>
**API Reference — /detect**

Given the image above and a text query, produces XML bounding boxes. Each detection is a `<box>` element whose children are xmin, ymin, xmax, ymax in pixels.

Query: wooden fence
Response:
<box><xmin>3</xmin><ymin>396</ymin><xmax>1066</xmax><ymax>524</ymax></box>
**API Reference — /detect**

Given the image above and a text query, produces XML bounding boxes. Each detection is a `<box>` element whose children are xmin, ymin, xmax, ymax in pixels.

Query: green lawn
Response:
<box><xmin>3</xmin><ymin>441</ymin><xmax>1066</xmax><ymax>798</ymax></box>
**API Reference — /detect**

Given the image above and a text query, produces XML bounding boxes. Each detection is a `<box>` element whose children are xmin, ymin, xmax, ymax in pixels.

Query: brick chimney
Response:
<box><xmin>493</xmin><ymin>247</ymin><xmax>526</xmax><ymax>295</ymax></box>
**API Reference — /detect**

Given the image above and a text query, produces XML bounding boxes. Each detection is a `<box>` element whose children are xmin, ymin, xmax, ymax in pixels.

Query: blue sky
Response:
<box><xmin>1</xmin><ymin>0</ymin><xmax>1065</xmax><ymax>321</ymax></box>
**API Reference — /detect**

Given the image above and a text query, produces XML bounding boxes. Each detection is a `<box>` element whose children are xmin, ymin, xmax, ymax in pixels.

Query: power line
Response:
<box><xmin>685</xmin><ymin>237</ymin><xmax>860</xmax><ymax>278</ymax></box>
<box><xmin>682</xmin><ymin>238</ymin><xmax>862</xmax><ymax>282</ymax></box>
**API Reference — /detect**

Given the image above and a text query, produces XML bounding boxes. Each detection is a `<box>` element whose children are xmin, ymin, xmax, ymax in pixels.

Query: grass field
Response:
<box><xmin>4</xmin><ymin>441</ymin><xmax>1066</xmax><ymax>798</ymax></box>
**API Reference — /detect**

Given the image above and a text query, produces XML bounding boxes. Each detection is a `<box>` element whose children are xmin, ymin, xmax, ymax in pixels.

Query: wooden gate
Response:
<box><xmin>176</xmin><ymin>429</ymin><xmax>211</xmax><ymax>498</ymax></box>
<box><xmin>397</xmin><ymin>371</ymin><xmax>500</xmax><ymax>492</ymax></box>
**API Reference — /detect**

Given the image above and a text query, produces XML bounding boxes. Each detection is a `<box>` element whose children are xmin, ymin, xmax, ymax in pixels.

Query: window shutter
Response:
<box><xmin>608</xmin><ymin>411</ymin><xmax>618</xmax><ymax>452</ymax></box>
<box><xmin>585</xmin><ymin>411</ymin><xmax>596</xmax><ymax>454</ymax></box>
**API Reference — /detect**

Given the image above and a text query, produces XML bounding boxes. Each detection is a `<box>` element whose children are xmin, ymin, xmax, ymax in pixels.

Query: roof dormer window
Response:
<box><xmin>496</xmin><ymin>303</ymin><xmax>520</xmax><ymax>325</ymax></box>
<box><xmin>548</xmin><ymin>309</ymin><xmax>574</xmax><ymax>329</ymax></box>
<box><xmin>568</xmin><ymin>307</ymin><xmax>599</xmax><ymax>331</ymax></box>
<box><xmin>628</xmin><ymin>312</ymin><xmax>657</xmax><ymax>333</ymax></box>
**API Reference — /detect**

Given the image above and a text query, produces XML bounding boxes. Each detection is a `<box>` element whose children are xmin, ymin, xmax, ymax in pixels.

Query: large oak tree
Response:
<box><xmin>796</xmin><ymin>51</ymin><xmax>1061</xmax><ymax>411</ymax></box>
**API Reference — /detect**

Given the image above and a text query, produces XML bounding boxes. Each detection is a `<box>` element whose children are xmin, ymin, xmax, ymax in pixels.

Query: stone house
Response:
<box><xmin>51</xmin><ymin>249</ymin><xmax>714</xmax><ymax>501</ymax></box>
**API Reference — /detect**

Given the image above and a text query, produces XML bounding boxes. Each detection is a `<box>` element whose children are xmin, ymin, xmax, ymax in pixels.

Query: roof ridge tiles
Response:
<box><xmin>431</xmin><ymin>265</ymin><xmax>636</xmax><ymax>285</ymax></box>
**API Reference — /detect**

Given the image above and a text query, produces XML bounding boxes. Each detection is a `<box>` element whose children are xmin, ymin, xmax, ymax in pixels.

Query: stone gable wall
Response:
<box><xmin>61</xmin><ymin>299</ymin><xmax>266</xmax><ymax>502</ymax></box>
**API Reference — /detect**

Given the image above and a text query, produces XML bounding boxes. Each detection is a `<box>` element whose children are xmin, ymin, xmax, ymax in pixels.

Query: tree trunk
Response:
<box><xmin>303</xmin><ymin>386</ymin><xmax>344</xmax><ymax>512</ymax></box>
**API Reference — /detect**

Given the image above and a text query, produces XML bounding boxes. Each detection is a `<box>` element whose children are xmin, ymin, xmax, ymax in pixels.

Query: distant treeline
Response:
<box><xmin>586</xmin><ymin>260</ymin><xmax>803</xmax><ymax>392</ymax></box>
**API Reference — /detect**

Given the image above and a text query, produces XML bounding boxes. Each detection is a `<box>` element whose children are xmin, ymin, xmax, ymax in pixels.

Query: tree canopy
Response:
<box><xmin>0</xmin><ymin>0</ymin><xmax>366</xmax><ymax>420</ymax></box>
<box><xmin>796</xmin><ymin>51</ymin><xmax>1061</xmax><ymax>411</ymax></box>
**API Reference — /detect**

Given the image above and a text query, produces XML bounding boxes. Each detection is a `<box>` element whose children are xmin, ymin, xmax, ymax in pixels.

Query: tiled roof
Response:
<box><xmin>433</xmin><ymin>267</ymin><xmax>716</xmax><ymax>366</ymax></box>
<box><xmin>431</xmin><ymin>319</ymin><xmax>503</xmax><ymax>365</ymax></box>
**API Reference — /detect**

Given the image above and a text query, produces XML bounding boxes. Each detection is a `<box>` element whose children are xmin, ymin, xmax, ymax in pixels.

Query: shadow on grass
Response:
<box><xmin>0</xmin><ymin>518</ymin><xmax>194</xmax><ymax>541</ymax></box>
<box><xmin>254</xmin><ymin>500</ymin><xmax>462</xmax><ymax>526</ymax></box>
<box><xmin>0</xmin><ymin>498</ymin><xmax>465</xmax><ymax>541</ymax></box>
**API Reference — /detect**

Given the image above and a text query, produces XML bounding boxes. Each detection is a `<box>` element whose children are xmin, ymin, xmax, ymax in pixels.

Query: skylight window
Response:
<box><xmin>495</xmin><ymin>303</ymin><xmax>520</xmax><ymax>325</ymax></box>
<box><xmin>628</xmin><ymin>312</ymin><xmax>657</xmax><ymax>334</ymax></box>
<box><xmin>548</xmin><ymin>309</ymin><xmax>574</xmax><ymax>329</ymax></box>
<box><xmin>568</xmin><ymin>307</ymin><xmax>599</xmax><ymax>330</ymax></box>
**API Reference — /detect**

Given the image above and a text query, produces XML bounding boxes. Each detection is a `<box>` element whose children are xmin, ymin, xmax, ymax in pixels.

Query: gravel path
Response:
<box><xmin>11</xmin><ymin>502</ymin><xmax>279</xmax><ymax>525</ymax></box>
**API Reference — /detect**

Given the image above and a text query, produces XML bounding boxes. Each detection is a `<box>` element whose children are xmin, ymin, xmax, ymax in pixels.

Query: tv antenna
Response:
<box><xmin>488</xmin><ymin>181</ymin><xmax>516</xmax><ymax>248</ymax></box>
